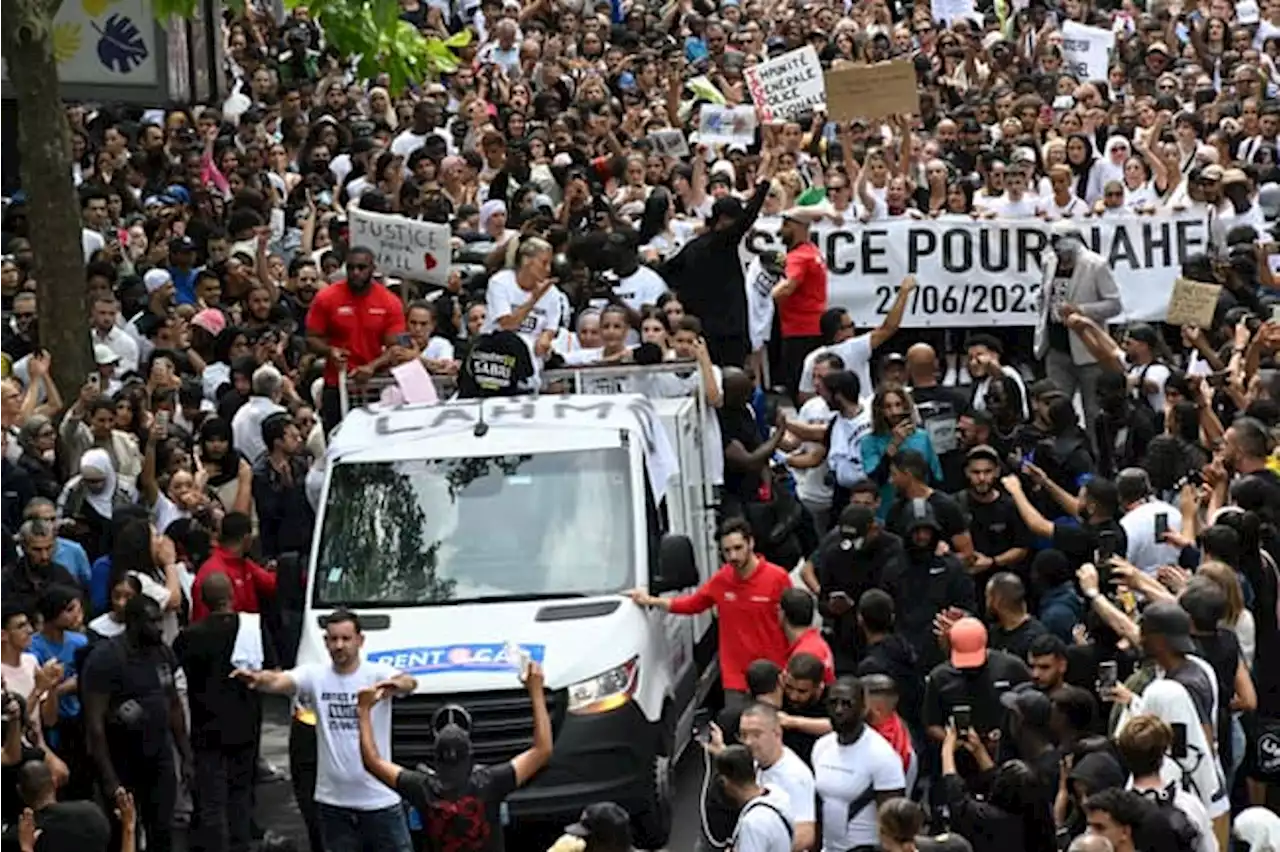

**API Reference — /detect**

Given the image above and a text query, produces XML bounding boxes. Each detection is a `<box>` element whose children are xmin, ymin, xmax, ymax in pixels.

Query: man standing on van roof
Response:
<box><xmin>628</xmin><ymin>517</ymin><xmax>790</xmax><ymax>705</ymax></box>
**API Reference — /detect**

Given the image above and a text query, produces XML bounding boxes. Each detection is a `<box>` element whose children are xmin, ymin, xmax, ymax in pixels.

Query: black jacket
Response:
<box><xmin>659</xmin><ymin>181</ymin><xmax>769</xmax><ymax>340</ymax></box>
<box><xmin>857</xmin><ymin>632</ymin><xmax>923</xmax><ymax>730</ymax></box>
<box><xmin>813</xmin><ymin>530</ymin><xmax>908</xmax><ymax>667</ymax></box>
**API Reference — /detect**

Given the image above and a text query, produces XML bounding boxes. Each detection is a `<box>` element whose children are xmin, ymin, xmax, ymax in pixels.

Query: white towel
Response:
<box><xmin>231</xmin><ymin>613</ymin><xmax>265</xmax><ymax>671</ymax></box>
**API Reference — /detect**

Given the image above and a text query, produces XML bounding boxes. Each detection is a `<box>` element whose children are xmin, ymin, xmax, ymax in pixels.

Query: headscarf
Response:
<box><xmin>1118</xmin><ymin>679</ymin><xmax>1228</xmax><ymax>818</ymax></box>
<box><xmin>479</xmin><ymin>199</ymin><xmax>507</xmax><ymax>234</ymax></box>
<box><xmin>78</xmin><ymin>448</ymin><xmax>118</xmax><ymax>519</ymax></box>
<box><xmin>1235</xmin><ymin>807</ymin><xmax>1280</xmax><ymax>851</ymax></box>
<box><xmin>365</xmin><ymin>86</ymin><xmax>397</xmax><ymax>129</ymax></box>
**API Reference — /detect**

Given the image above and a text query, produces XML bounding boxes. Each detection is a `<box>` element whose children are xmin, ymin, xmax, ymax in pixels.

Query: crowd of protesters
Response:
<box><xmin>4</xmin><ymin>0</ymin><xmax>1280</xmax><ymax>848</ymax></box>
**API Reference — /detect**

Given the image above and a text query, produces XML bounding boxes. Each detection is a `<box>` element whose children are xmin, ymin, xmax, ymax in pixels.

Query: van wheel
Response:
<box><xmin>632</xmin><ymin>712</ymin><xmax>675</xmax><ymax>849</ymax></box>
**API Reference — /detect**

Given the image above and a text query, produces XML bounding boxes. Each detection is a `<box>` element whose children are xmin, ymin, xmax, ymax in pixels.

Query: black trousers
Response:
<box><xmin>320</xmin><ymin>384</ymin><xmax>343</xmax><ymax>436</ymax></box>
<box><xmin>706</xmin><ymin>334</ymin><xmax>750</xmax><ymax>370</ymax></box>
<box><xmin>193</xmin><ymin>742</ymin><xmax>256</xmax><ymax>852</ymax></box>
<box><xmin>119</xmin><ymin>750</ymin><xmax>176</xmax><ymax>852</ymax></box>
<box><xmin>289</xmin><ymin>718</ymin><xmax>325</xmax><ymax>852</ymax></box>
<box><xmin>780</xmin><ymin>334</ymin><xmax>823</xmax><ymax>400</ymax></box>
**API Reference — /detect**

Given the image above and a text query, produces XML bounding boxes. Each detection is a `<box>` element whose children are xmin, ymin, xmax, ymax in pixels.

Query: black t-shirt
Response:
<box><xmin>719</xmin><ymin>406</ymin><xmax>764</xmax><ymax>509</ymax></box>
<box><xmin>781</xmin><ymin>696</ymin><xmax>827</xmax><ymax>766</ymax></box>
<box><xmin>174</xmin><ymin>612</ymin><xmax>274</xmax><ymax>750</ymax></box>
<box><xmin>956</xmin><ymin>490</ymin><xmax>1030</xmax><ymax>567</ymax></box>
<box><xmin>396</xmin><ymin>762</ymin><xmax>518</xmax><ymax>852</ymax></box>
<box><xmin>457</xmin><ymin>331</ymin><xmax>536</xmax><ymax>398</ymax></box>
<box><xmin>1051</xmin><ymin>518</ymin><xmax>1128</xmax><ymax>570</ymax></box>
<box><xmin>884</xmin><ymin>491</ymin><xmax>969</xmax><ymax>545</ymax></box>
<box><xmin>989</xmin><ymin>616</ymin><xmax>1050</xmax><ymax>664</ymax></box>
<box><xmin>0</xmin><ymin>801</ymin><xmax>111</xmax><ymax>852</ymax></box>
<box><xmin>80</xmin><ymin>637</ymin><xmax>178</xmax><ymax>760</ymax></box>
<box><xmin>922</xmin><ymin>651</ymin><xmax>1030</xmax><ymax>781</ymax></box>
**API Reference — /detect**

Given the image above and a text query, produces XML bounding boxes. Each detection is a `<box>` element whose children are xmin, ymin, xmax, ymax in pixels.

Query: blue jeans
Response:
<box><xmin>316</xmin><ymin>802</ymin><xmax>413</xmax><ymax>852</ymax></box>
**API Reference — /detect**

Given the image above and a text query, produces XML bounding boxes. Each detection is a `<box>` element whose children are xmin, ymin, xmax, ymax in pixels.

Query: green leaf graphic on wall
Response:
<box><xmin>53</xmin><ymin>22</ymin><xmax>84</xmax><ymax>63</ymax></box>
<box><xmin>93</xmin><ymin>14</ymin><xmax>149</xmax><ymax>73</ymax></box>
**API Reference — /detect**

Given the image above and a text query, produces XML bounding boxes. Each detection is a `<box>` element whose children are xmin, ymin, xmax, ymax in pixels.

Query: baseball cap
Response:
<box><xmin>1000</xmin><ymin>682</ymin><xmax>1053</xmax><ymax>731</ymax></box>
<box><xmin>837</xmin><ymin>504</ymin><xmax>876</xmax><ymax>539</ymax></box>
<box><xmin>564</xmin><ymin>802</ymin><xmax>633</xmax><ymax>846</ymax></box>
<box><xmin>170</xmin><ymin>235</ymin><xmax>196</xmax><ymax>253</ymax></box>
<box><xmin>93</xmin><ymin>344</ymin><xmax>120</xmax><ymax>366</ymax></box>
<box><xmin>949</xmin><ymin>617</ymin><xmax>988</xmax><ymax>669</ymax></box>
<box><xmin>143</xmin><ymin>268</ymin><xmax>173</xmax><ymax>293</ymax></box>
<box><xmin>1147</xmin><ymin>41</ymin><xmax>1170</xmax><ymax>55</ymax></box>
<box><xmin>191</xmin><ymin>308</ymin><xmax>227</xmax><ymax>336</ymax></box>
<box><xmin>1200</xmin><ymin>164</ymin><xmax>1224</xmax><ymax>182</ymax></box>
<box><xmin>917</xmin><ymin>834</ymin><xmax>975</xmax><ymax>852</ymax></box>
<box><xmin>1140</xmin><ymin>601</ymin><xmax>1197</xmax><ymax>654</ymax></box>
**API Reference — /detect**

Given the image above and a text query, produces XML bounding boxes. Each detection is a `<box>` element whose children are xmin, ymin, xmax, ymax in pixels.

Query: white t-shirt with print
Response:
<box><xmin>610</xmin><ymin>266</ymin><xmax>668</xmax><ymax>312</ymax></box>
<box><xmin>482</xmin><ymin>269</ymin><xmax>569</xmax><ymax>348</ymax></box>
<box><xmin>1121</xmin><ymin>354</ymin><xmax>1171</xmax><ymax>413</ymax></box>
<box><xmin>289</xmin><ymin>659</ymin><xmax>403</xmax><ymax>810</ymax></box>
<box><xmin>812</xmin><ymin>727</ymin><xmax>905</xmax><ymax>850</ymax></box>
<box><xmin>791</xmin><ymin>395</ymin><xmax>835</xmax><ymax>507</ymax></box>
<box><xmin>799</xmin><ymin>333</ymin><xmax>874</xmax><ymax>402</ymax></box>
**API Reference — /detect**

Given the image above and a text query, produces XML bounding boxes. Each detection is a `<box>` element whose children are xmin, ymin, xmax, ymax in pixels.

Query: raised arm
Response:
<box><xmin>870</xmin><ymin>276</ymin><xmax>917</xmax><ymax>350</ymax></box>
<box><xmin>1000</xmin><ymin>474</ymin><xmax>1055</xmax><ymax>539</ymax></box>
<box><xmin>356</xmin><ymin>686</ymin><xmax>403</xmax><ymax>790</ymax></box>
<box><xmin>511</xmin><ymin>663</ymin><xmax>553</xmax><ymax>785</ymax></box>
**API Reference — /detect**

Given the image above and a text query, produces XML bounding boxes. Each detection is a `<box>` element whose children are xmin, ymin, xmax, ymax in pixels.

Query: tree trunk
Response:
<box><xmin>1</xmin><ymin>0</ymin><xmax>92</xmax><ymax>399</ymax></box>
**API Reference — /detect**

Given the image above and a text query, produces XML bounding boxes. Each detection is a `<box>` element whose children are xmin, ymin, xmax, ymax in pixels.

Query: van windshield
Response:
<box><xmin>313</xmin><ymin>448</ymin><xmax>635</xmax><ymax>607</ymax></box>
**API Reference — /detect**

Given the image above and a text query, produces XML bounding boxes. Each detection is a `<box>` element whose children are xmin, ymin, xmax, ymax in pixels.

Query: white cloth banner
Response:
<box><xmin>743</xmin><ymin>45</ymin><xmax>825</xmax><ymax>122</ymax></box>
<box><xmin>349</xmin><ymin>208</ymin><xmax>452</xmax><ymax>285</ymax></box>
<box><xmin>1061</xmin><ymin>21</ymin><xmax>1114</xmax><ymax>82</ymax></box>
<box><xmin>743</xmin><ymin>213</ymin><xmax>1211</xmax><ymax>328</ymax></box>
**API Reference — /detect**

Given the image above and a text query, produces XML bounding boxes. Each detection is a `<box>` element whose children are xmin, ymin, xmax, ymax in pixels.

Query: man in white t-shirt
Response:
<box><xmin>983</xmin><ymin>166</ymin><xmax>1040</xmax><ymax>219</ymax></box>
<box><xmin>739</xmin><ymin>703</ymin><xmax>817</xmax><ymax>852</ymax></box>
<box><xmin>717</xmin><ymin>744</ymin><xmax>795</xmax><ymax>852</ymax></box>
<box><xmin>786</xmin><ymin>352</ymin><xmax>841</xmax><ymax>536</ymax></box>
<box><xmin>233</xmin><ymin>611</ymin><xmax>417</xmax><ymax>852</ymax></box>
<box><xmin>1116</xmin><ymin>468</ymin><xmax>1181</xmax><ymax>575</ymax></box>
<box><xmin>796</xmin><ymin>278</ymin><xmax>916</xmax><ymax>405</ymax></box>
<box><xmin>1120</xmin><ymin>324</ymin><xmax>1171</xmax><ymax>413</ymax></box>
<box><xmin>811</xmin><ymin>677</ymin><xmax>906</xmax><ymax>851</ymax></box>
<box><xmin>482</xmin><ymin>237</ymin><xmax>567</xmax><ymax>359</ymax></box>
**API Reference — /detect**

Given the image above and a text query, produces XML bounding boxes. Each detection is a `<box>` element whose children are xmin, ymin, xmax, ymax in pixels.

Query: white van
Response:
<box><xmin>295</xmin><ymin>389</ymin><xmax>721</xmax><ymax>847</ymax></box>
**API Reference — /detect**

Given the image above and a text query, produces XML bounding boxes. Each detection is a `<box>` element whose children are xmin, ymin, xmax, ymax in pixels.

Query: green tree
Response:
<box><xmin>0</xmin><ymin>0</ymin><xmax>467</xmax><ymax>396</ymax></box>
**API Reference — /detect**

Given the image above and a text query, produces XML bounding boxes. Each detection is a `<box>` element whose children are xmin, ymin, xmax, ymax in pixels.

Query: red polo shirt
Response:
<box><xmin>305</xmin><ymin>280</ymin><xmax>406</xmax><ymax>385</ymax></box>
<box><xmin>779</xmin><ymin>242</ymin><xmax>827</xmax><ymax>338</ymax></box>
<box><xmin>788</xmin><ymin>627</ymin><xmax>836</xmax><ymax>684</ymax></box>
<box><xmin>190</xmin><ymin>545</ymin><xmax>278</xmax><ymax>622</ymax></box>
<box><xmin>667</xmin><ymin>557</ymin><xmax>791</xmax><ymax>691</ymax></box>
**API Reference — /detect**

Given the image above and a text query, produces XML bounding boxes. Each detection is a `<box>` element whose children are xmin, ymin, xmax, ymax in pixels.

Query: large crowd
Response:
<box><xmin>3</xmin><ymin>0</ymin><xmax>1280</xmax><ymax>849</ymax></box>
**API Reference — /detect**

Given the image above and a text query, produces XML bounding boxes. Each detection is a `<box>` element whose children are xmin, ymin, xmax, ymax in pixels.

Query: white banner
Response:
<box><xmin>744</xmin><ymin>214</ymin><xmax>1210</xmax><ymax>328</ymax></box>
<box><xmin>743</xmin><ymin>45</ymin><xmax>825</xmax><ymax>122</ymax></box>
<box><xmin>349</xmin><ymin>208</ymin><xmax>451</xmax><ymax>286</ymax></box>
<box><xmin>1061</xmin><ymin>21</ymin><xmax>1114</xmax><ymax>81</ymax></box>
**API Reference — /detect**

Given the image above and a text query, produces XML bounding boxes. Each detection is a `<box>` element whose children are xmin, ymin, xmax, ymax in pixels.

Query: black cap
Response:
<box><xmin>999</xmin><ymin>682</ymin><xmax>1053</xmax><ymax>731</ymax></box>
<box><xmin>837</xmin><ymin>504</ymin><xmax>876</xmax><ymax>538</ymax></box>
<box><xmin>1140</xmin><ymin>601</ymin><xmax>1196</xmax><ymax>654</ymax></box>
<box><xmin>564</xmin><ymin>802</ymin><xmax>632</xmax><ymax>846</ymax></box>
<box><xmin>170</xmin><ymin>235</ymin><xmax>196</xmax><ymax>253</ymax></box>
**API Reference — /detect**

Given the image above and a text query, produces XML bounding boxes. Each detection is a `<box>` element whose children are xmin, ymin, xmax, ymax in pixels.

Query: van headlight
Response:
<box><xmin>566</xmin><ymin>657</ymin><xmax>638</xmax><ymax>715</ymax></box>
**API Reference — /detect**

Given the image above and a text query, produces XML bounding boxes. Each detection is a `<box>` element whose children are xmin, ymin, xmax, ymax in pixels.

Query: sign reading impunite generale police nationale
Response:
<box><xmin>745</xmin><ymin>213</ymin><xmax>1211</xmax><ymax>328</ymax></box>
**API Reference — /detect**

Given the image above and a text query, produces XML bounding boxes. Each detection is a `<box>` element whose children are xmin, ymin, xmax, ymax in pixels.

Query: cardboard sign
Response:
<box><xmin>1165</xmin><ymin>278</ymin><xmax>1222</xmax><ymax>327</ymax></box>
<box><xmin>698</xmin><ymin>105</ymin><xmax>758</xmax><ymax>146</ymax></box>
<box><xmin>647</xmin><ymin>129</ymin><xmax>690</xmax><ymax>158</ymax></box>
<box><xmin>825</xmin><ymin>62</ymin><xmax>919</xmax><ymax>122</ymax></box>
<box><xmin>743</xmin><ymin>45</ymin><xmax>825</xmax><ymax>122</ymax></box>
<box><xmin>1061</xmin><ymin>21</ymin><xmax>1114</xmax><ymax>82</ymax></box>
<box><xmin>349</xmin><ymin>208</ymin><xmax>451</xmax><ymax>285</ymax></box>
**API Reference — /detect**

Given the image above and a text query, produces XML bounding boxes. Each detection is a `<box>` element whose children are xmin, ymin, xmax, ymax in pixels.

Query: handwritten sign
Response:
<box><xmin>743</xmin><ymin>45</ymin><xmax>825</xmax><ymax>122</ymax></box>
<box><xmin>825</xmin><ymin>62</ymin><xmax>919</xmax><ymax>122</ymax></box>
<box><xmin>1165</xmin><ymin>278</ymin><xmax>1221</xmax><ymax>327</ymax></box>
<box><xmin>698</xmin><ymin>105</ymin><xmax>758</xmax><ymax>146</ymax></box>
<box><xmin>349</xmin><ymin>208</ymin><xmax>451</xmax><ymax>285</ymax></box>
<box><xmin>1061</xmin><ymin>21</ymin><xmax>1114</xmax><ymax>82</ymax></box>
<box><xmin>647</xmin><ymin>129</ymin><xmax>689</xmax><ymax>158</ymax></box>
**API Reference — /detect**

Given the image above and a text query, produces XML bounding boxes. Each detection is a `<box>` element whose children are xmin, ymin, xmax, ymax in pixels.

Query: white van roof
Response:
<box><xmin>329</xmin><ymin>394</ymin><xmax>679</xmax><ymax>499</ymax></box>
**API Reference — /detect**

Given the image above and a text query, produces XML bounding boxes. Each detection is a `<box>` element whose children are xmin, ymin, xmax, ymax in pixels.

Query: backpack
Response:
<box><xmin>1135</xmin><ymin>784</ymin><xmax>1201</xmax><ymax>852</ymax></box>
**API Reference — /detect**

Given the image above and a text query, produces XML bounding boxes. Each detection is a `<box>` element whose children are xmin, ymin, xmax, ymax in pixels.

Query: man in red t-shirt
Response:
<box><xmin>628</xmin><ymin>518</ymin><xmax>790</xmax><ymax>710</ymax></box>
<box><xmin>780</xmin><ymin>586</ymin><xmax>835</xmax><ymax>683</ymax></box>
<box><xmin>771</xmin><ymin>209</ymin><xmax>828</xmax><ymax>397</ymax></box>
<box><xmin>305</xmin><ymin>246</ymin><xmax>408</xmax><ymax>432</ymax></box>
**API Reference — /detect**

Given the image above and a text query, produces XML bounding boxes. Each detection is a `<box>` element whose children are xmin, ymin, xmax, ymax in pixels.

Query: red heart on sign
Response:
<box><xmin>423</xmin><ymin>253</ymin><xmax>438</xmax><ymax>271</ymax></box>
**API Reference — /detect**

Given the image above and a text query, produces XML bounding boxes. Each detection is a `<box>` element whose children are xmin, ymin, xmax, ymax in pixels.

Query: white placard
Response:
<box><xmin>933</xmin><ymin>0</ymin><xmax>976</xmax><ymax>24</ymax></box>
<box><xmin>1061</xmin><ymin>21</ymin><xmax>1115</xmax><ymax>82</ymax></box>
<box><xmin>698</xmin><ymin>105</ymin><xmax>759</xmax><ymax>147</ymax></box>
<box><xmin>1238</xmin><ymin>0</ymin><xmax>1260</xmax><ymax>24</ymax></box>
<box><xmin>742</xmin><ymin>45</ymin><xmax>825</xmax><ymax>122</ymax></box>
<box><xmin>647</xmin><ymin>129</ymin><xmax>690</xmax><ymax>158</ymax></box>
<box><xmin>349</xmin><ymin>208</ymin><xmax>452</xmax><ymax>286</ymax></box>
<box><xmin>743</xmin><ymin>213</ymin><xmax>1211</xmax><ymax>328</ymax></box>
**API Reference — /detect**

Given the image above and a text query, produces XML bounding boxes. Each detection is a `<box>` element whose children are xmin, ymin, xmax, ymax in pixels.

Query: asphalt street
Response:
<box><xmin>229</xmin><ymin>697</ymin><xmax>708</xmax><ymax>852</ymax></box>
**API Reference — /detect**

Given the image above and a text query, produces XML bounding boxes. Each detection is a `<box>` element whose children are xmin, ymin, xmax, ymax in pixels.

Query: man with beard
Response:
<box><xmin>1092</xmin><ymin>372</ymin><xmax>1159</xmax><ymax>478</ymax></box>
<box><xmin>281</xmin><ymin>258</ymin><xmax>323</xmax><ymax>327</ymax></box>
<box><xmin>305</xmin><ymin>245</ymin><xmax>407</xmax><ymax>433</ymax></box>
<box><xmin>356</xmin><ymin>660</ymin><xmax>552</xmax><ymax>852</ymax></box>
<box><xmin>771</xmin><ymin>208</ymin><xmax>828</xmax><ymax>398</ymax></box>
<box><xmin>800</xmin><ymin>504</ymin><xmax>907</xmax><ymax>673</ymax></box>
<box><xmin>1003</xmin><ymin>472</ymin><xmax>1127</xmax><ymax>572</ymax></box>
<box><xmin>811</xmin><ymin>677</ymin><xmax>906</xmax><ymax>851</ymax></box>
<box><xmin>884</xmin><ymin>450</ymin><xmax>973</xmax><ymax>563</ymax></box>
<box><xmin>82</xmin><ymin>595</ymin><xmax>194</xmax><ymax>852</ymax></box>
<box><xmin>892</xmin><ymin>499</ymin><xmax>975</xmax><ymax>672</ymax></box>
<box><xmin>953</xmin><ymin>445</ymin><xmax>1030</xmax><ymax>609</ymax></box>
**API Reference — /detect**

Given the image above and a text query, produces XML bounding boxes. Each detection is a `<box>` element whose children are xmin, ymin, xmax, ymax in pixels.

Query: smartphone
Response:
<box><xmin>1171</xmin><ymin>722</ymin><xmax>1188</xmax><ymax>759</ymax></box>
<box><xmin>951</xmin><ymin>704</ymin><xmax>972</xmax><ymax>732</ymax></box>
<box><xmin>504</xmin><ymin>641</ymin><xmax>531</xmax><ymax>675</ymax></box>
<box><xmin>1271</xmin><ymin>305</ymin><xmax>1280</xmax><ymax>322</ymax></box>
<box><xmin>1096</xmin><ymin>530</ymin><xmax>1118</xmax><ymax>564</ymax></box>
<box><xmin>396</xmin><ymin>333</ymin><xmax>413</xmax><ymax>347</ymax></box>
<box><xmin>693</xmin><ymin>707</ymin><xmax>714</xmax><ymax>745</ymax></box>
<box><xmin>1098</xmin><ymin>660</ymin><xmax>1118</xmax><ymax>692</ymax></box>
<box><xmin>1154</xmin><ymin>512</ymin><xmax>1169</xmax><ymax>539</ymax></box>
<box><xmin>1206</xmin><ymin>370</ymin><xmax>1230</xmax><ymax>388</ymax></box>
<box><xmin>156</xmin><ymin>410</ymin><xmax>170</xmax><ymax>431</ymax></box>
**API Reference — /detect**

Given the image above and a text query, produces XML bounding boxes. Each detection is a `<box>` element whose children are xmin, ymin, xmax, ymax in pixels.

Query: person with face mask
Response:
<box><xmin>1034</xmin><ymin>219</ymin><xmax>1122</xmax><ymax>431</ymax></box>
<box><xmin>81</xmin><ymin>594</ymin><xmax>193</xmax><ymax>852</ymax></box>
<box><xmin>355</xmin><ymin>659</ymin><xmax>552</xmax><ymax>852</ymax></box>
<box><xmin>811</xmin><ymin>676</ymin><xmax>907</xmax><ymax>851</ymax></box>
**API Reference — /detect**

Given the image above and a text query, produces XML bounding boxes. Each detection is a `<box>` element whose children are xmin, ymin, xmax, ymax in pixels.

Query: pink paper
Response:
<box><xmin>391</xmin><ymin>359</ymin><xmax>439</xmax><ymax>404</ymax></box>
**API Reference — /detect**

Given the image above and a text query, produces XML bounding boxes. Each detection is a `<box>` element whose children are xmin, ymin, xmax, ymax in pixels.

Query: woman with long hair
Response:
<box><xmin>860</xmin><ymin>384</ymin><xmax>942</xmax><ymax>515</ymax></box>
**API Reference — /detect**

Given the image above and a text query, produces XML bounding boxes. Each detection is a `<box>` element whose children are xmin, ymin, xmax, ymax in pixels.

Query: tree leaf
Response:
<box><xmin>442</xmin><ymin>29</ymin><xmax>471</xmax><ymax>48</ymax></box>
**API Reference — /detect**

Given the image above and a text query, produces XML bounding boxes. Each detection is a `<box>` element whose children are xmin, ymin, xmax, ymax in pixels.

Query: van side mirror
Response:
<box><xmin>651</xmin><ymin>534</ymin><xmax>698</xmax><ymax>595</ymax></box>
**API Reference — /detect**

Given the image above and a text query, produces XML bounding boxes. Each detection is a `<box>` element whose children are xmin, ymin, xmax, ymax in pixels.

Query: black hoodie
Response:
<box><xmin>857</xmin><ymin>632</ymin><xmax>923</xmax><ymax>732</ymax></box>
<box><xmin>895</xmin><ymin>499</ymin><xmax>976</xmax><ymax>671</ymax></box>
<box><xmin>812</xmin><ymin>528</ymin><xmax>908</xmax><ymax>669</ymax></box>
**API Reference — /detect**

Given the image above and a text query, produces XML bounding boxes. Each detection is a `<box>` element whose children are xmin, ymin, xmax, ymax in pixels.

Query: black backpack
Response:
<box><xmin>1135</xmin><ymin>784</ymin><xmax>1201</xmax><ymax>852</ymax></box>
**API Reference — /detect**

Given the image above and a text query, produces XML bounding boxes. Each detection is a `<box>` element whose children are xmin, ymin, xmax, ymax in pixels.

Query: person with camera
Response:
<box><xmin>356</xmin><ymin>658</ymin><xmax>552</xmax><ymax>851</ymax></box>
